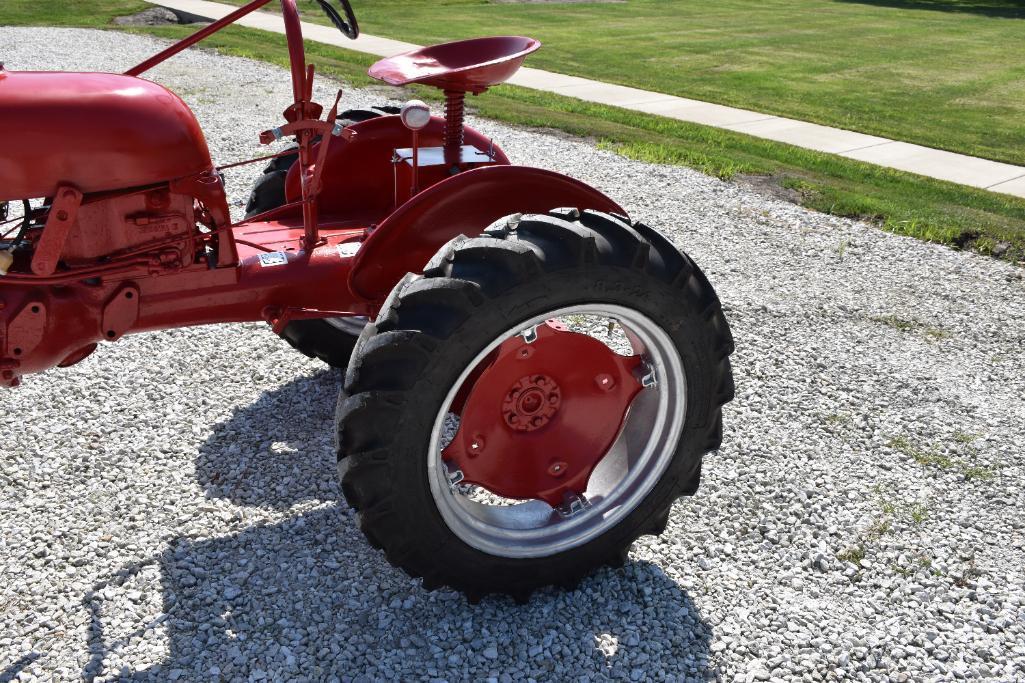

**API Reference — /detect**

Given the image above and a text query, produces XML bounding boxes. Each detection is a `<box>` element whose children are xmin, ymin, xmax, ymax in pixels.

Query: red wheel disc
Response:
<box><xmin>443</xmin><ymin>321</ymin><xmax>643</xmax><ymax>506</ymax></box>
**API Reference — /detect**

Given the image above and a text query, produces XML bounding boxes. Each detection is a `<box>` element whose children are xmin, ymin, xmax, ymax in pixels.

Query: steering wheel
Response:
<box><xmin>314</xmin><ymin>0</ymin><xmax>359</xmax><ymax>40</ymax></box>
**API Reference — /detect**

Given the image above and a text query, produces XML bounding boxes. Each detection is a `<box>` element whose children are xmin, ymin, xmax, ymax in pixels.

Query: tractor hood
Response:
<box><xmin>0</xmin><ymin>70</ymin><xmax>213</xmax><ymax>201</ymax></box>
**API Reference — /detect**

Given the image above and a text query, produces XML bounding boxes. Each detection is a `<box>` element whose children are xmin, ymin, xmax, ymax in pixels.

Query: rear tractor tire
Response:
<box><xmin>243</xmin><ymin>107</ymin><xmax>398</xmax><ymax>368</ymax></box>
<box><xmin>337</xmin><ymin>209</ymin><xmax>735</xmax><ymax>602</ymax></box>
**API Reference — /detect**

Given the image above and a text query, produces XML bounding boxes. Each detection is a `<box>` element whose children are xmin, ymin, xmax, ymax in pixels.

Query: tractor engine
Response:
<box><xmin>0</xmin><ymin>67</ymin><xmax>218</xmax><ymax>272</ymax></box>
<box><xmin>0</xmin><ymin>68</ymin><xmax>222</xmax><ymax>385</ymax></box>
<box><xmin>0</xmin><ymin>185</ymin><xmax>205</xmax><ymax>386</ymax></box>
<box><xmin>61</xmin><ymin>188</ymin><xmax>196</xmax><ymax>268</ymax></box>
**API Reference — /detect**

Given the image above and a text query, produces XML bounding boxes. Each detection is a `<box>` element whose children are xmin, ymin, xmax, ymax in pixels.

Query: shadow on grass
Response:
<box><xmin>834</xmin><ymin>0</ymin><xmax>1025</xmax><ymax>18</ymax></box>
<box><xmin>79</xmin><ymin>371</ymin><xmax>715</xmax><ymax>680</ymax></box>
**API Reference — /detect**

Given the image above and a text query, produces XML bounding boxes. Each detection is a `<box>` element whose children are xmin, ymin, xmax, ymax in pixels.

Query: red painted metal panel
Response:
<box><xmin>0</xmin><ymin>219</ymin><xmax>370</xmax><ymax>385</ymax></box>
<box><xmin>130</xmin><ymin>218</ymin><xmax>371</xmax><ymax>331</ymax></box>
<box><xmin>62</xmin><ymin>188</ymin><xmax>196</xmax><ymax>267</ymax></box>
<box><xmin>369</xmin><ymin>36</ymin><xmax>540</xmax><ymax>94</ymax></box>
<box><xmin>0</xmin><ymin>71</ymin><xmax>213</xmax><ymax>200</ymax></box>
<box><xmin>348</xmin><ymin>165</ymin><xmax>625</xmax><ymax>300</ymax></box>
<box><xmin>5</xmin><ymin>301</ymin><xmax>47</xmax><ymax>362</ymax></box>
<box><xmin>30</xmin><ymin>186</ymin><xmax>82</xmax><ymax>276</ymax></box>
<box><xmin>444</xmin><ymin>322</ymin><xmax>642</xmax><ymax>505</ymax></box>
<box><xmin>101</xmin><ymin>285</ymin><xmax>141</xmax><ymax>342</ymax></box>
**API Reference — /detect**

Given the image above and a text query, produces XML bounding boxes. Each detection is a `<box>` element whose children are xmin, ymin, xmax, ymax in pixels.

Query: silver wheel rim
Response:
<box><xmin>427</xmin><ymin>304</ymin><xmax>687</xmax><ymax>559</ymax></box>
<box><xmin>324</xmin><ymin>316</ymin><xmax>368</xmax><ymax>336</ymax></box>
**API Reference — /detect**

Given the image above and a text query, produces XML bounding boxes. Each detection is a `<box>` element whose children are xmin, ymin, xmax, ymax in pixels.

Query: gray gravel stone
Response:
<box><xmin>1</xmin><ymin>25</ymin><xmax>1023</xmax><ymax>683</ymax></box>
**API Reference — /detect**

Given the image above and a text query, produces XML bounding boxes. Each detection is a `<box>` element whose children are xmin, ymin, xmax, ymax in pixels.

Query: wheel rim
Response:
<box><xmin>427</xmin><ymin>304</ymin><xmax>686</xmax><ymax>559</ymax></box>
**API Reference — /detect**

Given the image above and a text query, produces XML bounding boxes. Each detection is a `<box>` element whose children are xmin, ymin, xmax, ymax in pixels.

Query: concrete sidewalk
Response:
<box><xmin>149</xmin><ymin>0</ymin><xmax>1025</xmax><ymax>199</ymax></box>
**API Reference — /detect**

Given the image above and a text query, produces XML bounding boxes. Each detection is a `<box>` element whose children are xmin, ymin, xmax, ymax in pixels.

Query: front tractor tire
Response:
<box><xmin>336</xmin><ymin>209</ymin><xmax>735</xmax><ymax>602</ymax></box>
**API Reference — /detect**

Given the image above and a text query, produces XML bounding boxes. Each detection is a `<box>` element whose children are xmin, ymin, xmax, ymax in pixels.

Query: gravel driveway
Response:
<box><xmin>1</xmin><ymin>27</ymin><xmax>1023</xmax><ymax>682</ymax></box>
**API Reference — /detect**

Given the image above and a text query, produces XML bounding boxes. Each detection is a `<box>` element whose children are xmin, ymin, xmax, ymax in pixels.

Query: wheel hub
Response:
<box><xmin>502</xmin><ymin>374</ymin><xmax>561</xmax><ymax>432</ymax></box>
<box><xmin>443</xmin><ymin>321</ymin><xmax>643</xmax><ymax>506</ymax></box>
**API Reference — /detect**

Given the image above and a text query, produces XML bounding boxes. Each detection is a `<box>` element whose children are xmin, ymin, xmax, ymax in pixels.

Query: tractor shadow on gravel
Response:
<box><xmin>193</xmin><ymin>367</ymin><xmax>343</xmax><ymax>510</ymax></box>
<box><xmin>115</xmin><ymin>512</ymin><xmax>715</xmax><ymax>680</ymax></box>
<box><xmin>87</xmin><ymin>371</ymin><xmax>715</xmax><ymax>679</ymax></box>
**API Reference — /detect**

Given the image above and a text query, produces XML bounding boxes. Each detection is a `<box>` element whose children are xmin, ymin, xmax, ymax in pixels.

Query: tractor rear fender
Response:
<box><xmin>348</xmin><ymin>165</ymin><xmax>626</xmax><ymax>301</ymax></box>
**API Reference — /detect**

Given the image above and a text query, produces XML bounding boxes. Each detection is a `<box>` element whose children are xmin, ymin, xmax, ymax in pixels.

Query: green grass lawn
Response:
<box><xmin>3</xmin><ymin>0</ymin><xmax>1025</xmax><ymax>262</ymax></box>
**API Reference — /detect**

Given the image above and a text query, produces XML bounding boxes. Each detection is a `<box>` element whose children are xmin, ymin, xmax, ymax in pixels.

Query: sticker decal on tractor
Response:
<box><xmin>259</xmin><ymin>251</ymin><xmax>288</xmax><ymax>267</ymax></box>
<box><xmin>337</xmin><ymin>242</ymin><xmax>360</xmax><ymax>258</ymax></box>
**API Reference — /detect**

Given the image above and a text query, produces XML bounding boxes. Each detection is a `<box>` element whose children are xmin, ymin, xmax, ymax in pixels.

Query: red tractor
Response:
<box><xmin>0</xmin><ymin>0</ymin><xmax>734</xmax><ymax>601</ymax></box>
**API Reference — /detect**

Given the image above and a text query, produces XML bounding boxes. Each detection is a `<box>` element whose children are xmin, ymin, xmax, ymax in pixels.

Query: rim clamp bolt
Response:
<box><xmin>640</xmin><ymin>363</ymin><xmax>658</xmax><ymax>388</ymax></box>
<box><xmin>447</xmin><ymin>468</ymin><xmax>465</xmax><ymax>490</ymax></box>
<box><xmin>520</xmin><ymin>325</ymin><xmax>538</xmax><ymax>344</ymax></box>
<box><xmin>557</xmin><ymin>492</ymin><xmax>591</xmax><ymax>518</ymax></box>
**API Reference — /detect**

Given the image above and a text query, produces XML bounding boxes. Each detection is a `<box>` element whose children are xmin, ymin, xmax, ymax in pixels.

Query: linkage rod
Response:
<box><xmin>125</xmin><ymin>0</ymin><xmax>275</xmax><ymax>76</ymax></box>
